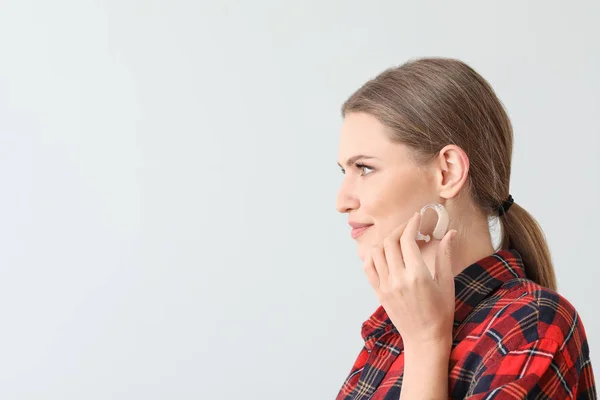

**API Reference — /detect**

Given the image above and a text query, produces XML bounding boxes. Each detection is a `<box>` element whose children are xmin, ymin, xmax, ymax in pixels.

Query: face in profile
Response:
<box><xmin>336</xmin><ymin>112</ymin><xmax>441</xmax><ymax>260</ymax></box>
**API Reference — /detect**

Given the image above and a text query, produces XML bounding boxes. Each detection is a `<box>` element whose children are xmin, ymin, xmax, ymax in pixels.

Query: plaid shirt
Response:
<box><xmin>336</xmin><ymin>249</ymin><xmax>597</xmax><ymax>399</ymax></box>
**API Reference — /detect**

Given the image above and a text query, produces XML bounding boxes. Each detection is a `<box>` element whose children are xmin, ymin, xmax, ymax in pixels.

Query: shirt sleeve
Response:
<box><xmin>464</xmin><ymin>336</ymin><xmax>596</xmax><ymax>399</ymax></box>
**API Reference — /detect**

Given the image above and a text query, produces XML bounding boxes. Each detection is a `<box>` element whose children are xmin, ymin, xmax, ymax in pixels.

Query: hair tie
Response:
<box><xmin>498</xmin><ymin>194</ymin><xmax>514</xmax><ymax>216</ymax></box>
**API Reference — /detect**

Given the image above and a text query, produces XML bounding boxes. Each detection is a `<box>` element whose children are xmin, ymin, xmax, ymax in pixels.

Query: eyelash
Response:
<box><xmin>340</xmin><ymin>163</ymin><xmax>375</xmax><ymax>176</ymax></box>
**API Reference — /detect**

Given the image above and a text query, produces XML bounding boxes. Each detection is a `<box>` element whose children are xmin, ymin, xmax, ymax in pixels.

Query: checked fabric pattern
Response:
<box><xmin>336</xmin><ymin>249</ymin><xmax>596</xmax><ymax>399</ymax></box>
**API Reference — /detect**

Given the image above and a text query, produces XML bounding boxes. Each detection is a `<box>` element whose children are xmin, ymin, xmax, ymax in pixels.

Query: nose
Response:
<box><xmin>336</xmin><ymin>177</ymin><xmax>359</xmax><ymax>214</ymax></box>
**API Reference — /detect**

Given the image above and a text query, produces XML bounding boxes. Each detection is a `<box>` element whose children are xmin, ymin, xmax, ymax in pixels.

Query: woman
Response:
<box><xmin>335</xmin><ymin>58</ymin><xmax>596</xmax><ymax>399</ymax></box>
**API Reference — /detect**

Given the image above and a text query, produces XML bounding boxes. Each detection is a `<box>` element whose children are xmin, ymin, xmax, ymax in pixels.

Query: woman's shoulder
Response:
<box><xmin>452</xmin><ymin>278</ymin><xmax>595</xmax><ymax>398</ymax></box>
<box><xmin>486</xmin><ymin>277</ymin><xmax>589</xmax><ymax>353</ymax></box>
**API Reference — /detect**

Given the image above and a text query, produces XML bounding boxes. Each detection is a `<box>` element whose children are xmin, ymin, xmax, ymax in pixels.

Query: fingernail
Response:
<box><xmin>450</xmin><ymin>230</ymin><xmax>458</xmax><ymax>241</ymax></box>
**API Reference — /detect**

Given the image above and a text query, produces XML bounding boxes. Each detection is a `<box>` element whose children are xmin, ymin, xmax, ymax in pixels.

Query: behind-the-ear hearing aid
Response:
<box><xmin>416</xmin><ymin>203</ymin><xmax>449</xmax><ymax>242</ymax></box>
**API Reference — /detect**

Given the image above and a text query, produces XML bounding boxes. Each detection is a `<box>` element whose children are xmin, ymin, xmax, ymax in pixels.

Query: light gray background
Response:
<box><xmin>0</xmin><ymin>1</ymin><xmax>598</xmax><ymax>399</ymax></box>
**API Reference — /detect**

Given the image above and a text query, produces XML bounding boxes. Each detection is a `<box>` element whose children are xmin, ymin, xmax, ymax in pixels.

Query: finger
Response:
<box><xmin>383</xmin><ymin>222</ymin><xmax>408</xmax><ymax>277</ymax></box>
<box><xmin>371</xmin><ymin>245</ymin><xmax>389</xmax><ymax>284</ymax></box>
<box><xmin>434</xmin><ymin>229</ymin><xmax>457</xmax><ymax>282</ymax></box>
<box><xmin>363</xmin><ymin>251</ymin><xmax>380</xmax><ymax>289</ymax></box>
<box><xmin>399</xmin><ymin>212</ymin><xmax>424</xmax><ymax>273</ymax></box>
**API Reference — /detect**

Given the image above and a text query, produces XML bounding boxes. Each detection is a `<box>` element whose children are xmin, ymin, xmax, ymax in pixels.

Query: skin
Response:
<box><xmin>336</xmin><ymin>112</ymin><xmax>497</xmax><ymax>399</ymax></box>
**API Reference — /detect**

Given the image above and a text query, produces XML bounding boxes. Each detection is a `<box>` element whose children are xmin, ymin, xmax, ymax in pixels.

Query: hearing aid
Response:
<box><xmin>416</xmin><ymin>203</ymin><xmax>450</xmax><ymax>242</ymax></box>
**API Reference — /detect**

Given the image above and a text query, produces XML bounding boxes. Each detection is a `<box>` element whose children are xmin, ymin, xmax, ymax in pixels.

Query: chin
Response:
<box><xmin>354</xmin><ymin>232</ymin><xmax>376</xmax><ymax>262</ymax></box>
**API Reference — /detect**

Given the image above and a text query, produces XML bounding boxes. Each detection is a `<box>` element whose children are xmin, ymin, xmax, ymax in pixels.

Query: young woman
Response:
<box><xmin>335</xmin><ymin>58</ymin><xmax>596</xmax><ymax>399</ymax></box>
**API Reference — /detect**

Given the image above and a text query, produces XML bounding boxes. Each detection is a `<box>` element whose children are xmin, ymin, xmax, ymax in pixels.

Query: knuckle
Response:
<box><xmin>391</xmin><ymin>279</ymin><xmax>405</xmax><ymax>293</ymax></box>
<box><xmin>393</xmin><ymin>277</ymin><xmax>407</xmax><ymax>289</ymax></box>
<box><xmin>407</xmin><ymin>274</ymin><xmax>420</xmax><ymax>286</ymax></box>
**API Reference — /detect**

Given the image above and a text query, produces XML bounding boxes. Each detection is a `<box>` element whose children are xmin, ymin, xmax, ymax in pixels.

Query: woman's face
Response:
<box><xmin>337</xmin><ymin>112</ymin><xmax>439</xmax><ymax>260</ymax></box>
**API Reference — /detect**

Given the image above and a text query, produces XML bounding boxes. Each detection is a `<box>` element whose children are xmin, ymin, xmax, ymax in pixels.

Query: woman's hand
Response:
<box><xmin>364</xmin><ymin>212</ymin><xmax>457</xmax><ymax>348</ymax></box>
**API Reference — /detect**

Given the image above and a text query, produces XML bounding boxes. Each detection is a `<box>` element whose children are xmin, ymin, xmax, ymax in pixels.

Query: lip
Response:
<box><xmin>349</xmin><ymin>222</ymin><xmax>373</xmax><ymax>239</ymax></box>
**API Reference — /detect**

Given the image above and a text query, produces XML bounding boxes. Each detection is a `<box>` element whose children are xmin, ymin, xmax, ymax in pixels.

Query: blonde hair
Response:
<box><xmin>342</xmin><ymin>58</ymin><xmax>557</xmax><ymax>290</ymax></box>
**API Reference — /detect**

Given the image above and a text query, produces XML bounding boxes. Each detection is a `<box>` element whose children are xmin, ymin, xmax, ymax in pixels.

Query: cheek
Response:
<box><xmin>361</xmin><ymin>173</ymin><xmax>435</xmax><ymax>236</ymax></box>
<box><xmin>360</xmin><ymin>177</ymin><xmax>401</xmax><ymax>217</ymax></box>
<box><xmin>361</xmin><ymin>178</ymin><xmax>413</xmax><ymax>223</ymax></box>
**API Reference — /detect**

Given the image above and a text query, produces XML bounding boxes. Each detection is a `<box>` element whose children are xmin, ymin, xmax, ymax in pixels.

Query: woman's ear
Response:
<box><xmin>436</xmin><ymin>144</ymin><xmax>470</xmax><ymax>199</ymax></box>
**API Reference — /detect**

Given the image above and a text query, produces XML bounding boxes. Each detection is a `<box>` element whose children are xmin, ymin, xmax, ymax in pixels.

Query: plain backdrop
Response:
<box><xmin>0</xmin><ymin>1</ymin><xmax>598</xmax><ymax>399</ymax></box>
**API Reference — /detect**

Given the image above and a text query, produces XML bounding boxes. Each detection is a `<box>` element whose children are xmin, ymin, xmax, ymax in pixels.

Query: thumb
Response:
<box><xmin>434</xmin><ymin>229</ymin><xmax>457</xmax><ymax>282</ymax></box>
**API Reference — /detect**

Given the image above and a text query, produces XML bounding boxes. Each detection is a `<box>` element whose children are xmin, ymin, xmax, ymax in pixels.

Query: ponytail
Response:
<box><xmin>500</xmin><ymin>202</ymin><xmax>557</xmax><ymax>290</ymax></box>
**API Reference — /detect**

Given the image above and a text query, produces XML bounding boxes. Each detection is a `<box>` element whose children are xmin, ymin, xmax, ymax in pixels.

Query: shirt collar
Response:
<box><xmin>361</xmin><ymin>249</ymin><xmax>527</xmax><ymax>345</ymax></box>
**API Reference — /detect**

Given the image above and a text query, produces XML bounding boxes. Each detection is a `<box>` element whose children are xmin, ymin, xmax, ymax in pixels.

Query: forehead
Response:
<box><xmin>338</xmin><ymin>112</ymin><xmax>408</xmax><ymax>163</ymax></box>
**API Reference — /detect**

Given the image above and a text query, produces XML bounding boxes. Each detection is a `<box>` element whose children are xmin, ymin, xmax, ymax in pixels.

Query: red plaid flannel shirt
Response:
<box><xmin>336</xmin><ymin>249</ymin><xmax>596</xmax><ymax>399</ymax></box>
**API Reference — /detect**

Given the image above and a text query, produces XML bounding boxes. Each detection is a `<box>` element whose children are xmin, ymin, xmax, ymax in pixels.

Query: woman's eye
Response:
<box><xmin>357</xmin><ymin>164</ymin><xmax>374</xmax><ymax>176</ymax></box>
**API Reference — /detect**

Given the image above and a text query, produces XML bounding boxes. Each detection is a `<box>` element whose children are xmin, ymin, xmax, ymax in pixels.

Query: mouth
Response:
<box><xmin>350</xmin><ymin>224</ymin><xmax>373</xmax><ymax>239</ymax></box>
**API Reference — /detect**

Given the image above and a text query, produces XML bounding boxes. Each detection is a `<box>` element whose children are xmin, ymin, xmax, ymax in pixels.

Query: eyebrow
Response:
<box><xmin>337</xmin><ymin>154</ymin><xmax>378</xmax><ymax>168</ymax></box>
